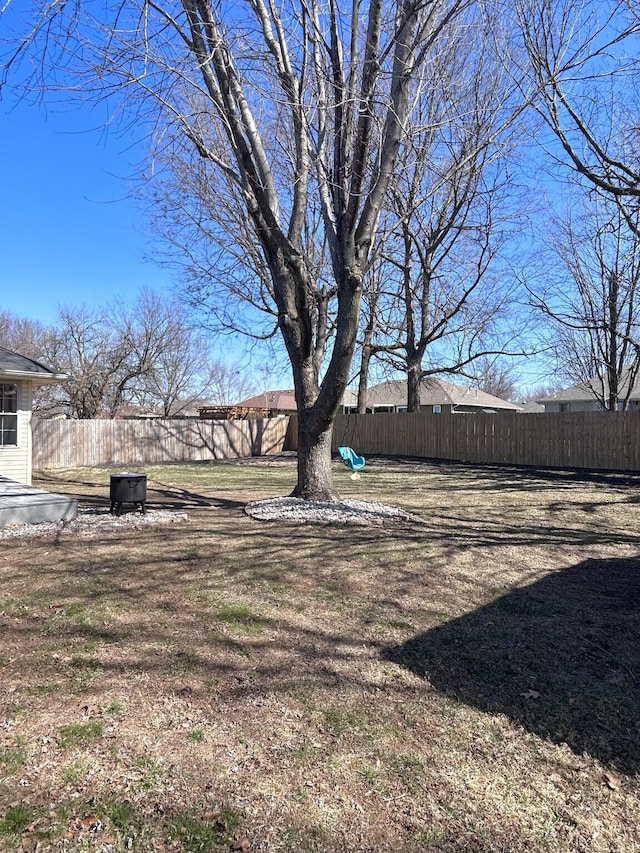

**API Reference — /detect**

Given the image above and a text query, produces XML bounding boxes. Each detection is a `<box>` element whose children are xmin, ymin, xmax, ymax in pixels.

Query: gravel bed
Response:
<box><xmin>0</xmin><ymin>506</ymin><xmax>189</xmax><ymax>539</ymax></box>
<box><xmin>245</xmin><ymin>496</ymin><xmax>417</xmax><ymax>525</ymax></box>
<box><xmin>1</xmin><ymin>496</ymin><xmax>415</xmax><ymax>538</ymax></box>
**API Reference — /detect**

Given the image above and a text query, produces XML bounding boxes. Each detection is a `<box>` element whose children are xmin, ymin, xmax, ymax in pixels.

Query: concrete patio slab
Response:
<box><xmin>0</xmin><ymin>477</ymin><xmax>78</xmax><ymax>528</ymax></box>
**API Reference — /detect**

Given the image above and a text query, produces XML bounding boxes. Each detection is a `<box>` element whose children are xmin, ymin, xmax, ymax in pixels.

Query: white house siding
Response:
<box><xmin>569</xmin><ymin>401</ymin><xmax>601</xmax><ymax>412</ymax></box>
<box><xmin>543</xmin><ymin>401</ymin><xmax>601</xmax><ymax>413</ymax></box>
<box><xmin>0</xmin><ymin>381</ymin><xmax>33</xmax><ymax>485</ymax></box>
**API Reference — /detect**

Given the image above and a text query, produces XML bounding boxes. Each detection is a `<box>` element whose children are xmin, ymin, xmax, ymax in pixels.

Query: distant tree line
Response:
<box><xmin>0</xmin><ymin>291</ymin><xmax>255</xmax><ymax>419</ymax></box>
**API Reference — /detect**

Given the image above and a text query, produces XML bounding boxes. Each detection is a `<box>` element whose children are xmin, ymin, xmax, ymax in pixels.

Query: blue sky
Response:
<box><xmin>1</xmin><ymin>93</ymin><xmax>174</xmax><ymax>325</ymax></box>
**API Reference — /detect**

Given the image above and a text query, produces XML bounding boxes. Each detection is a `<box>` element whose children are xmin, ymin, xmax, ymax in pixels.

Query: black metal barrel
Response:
<box><xmin>110</xmin><ymin>473</ymin><xmax>147</xmax><ymax>515</ymax></box>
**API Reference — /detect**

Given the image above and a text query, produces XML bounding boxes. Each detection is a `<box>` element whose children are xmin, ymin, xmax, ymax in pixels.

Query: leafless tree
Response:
<box><xmin>518</xmin><ymin>382</ymin><xmax>562</xmax><ymax>403</ymax></box>
<box><xmin>123</xmin><ymin>290</ymin><xmax>247</xmax><ymax>416</ymax></box>
<box><xmin>0</xmin><ymin>312</ymin><xmax>60</xmax><ymax>416</ymax></box>
<box><xmin>36</xmin><ymin>292</ymin><xmax>224</xmax><ymax>417</ymax></box>
<box><xmin>513</xmin><ymin>0</ymin><xmax>640</xmax><ymax>208</ymax></box>
<box><xmin>502</xmin><ymin>0</ymin><xmax>640</xmax><ymax>409</ymax></box>
<box><xmin>0</xmin><ymin>312</ymin><xmax>46</xmax><ymax>360</ymax></box>
<box><xmin>39</xmin><ymin>304</ymin><xmax>148</xmax><ymax>418</ymax></box>
<box><xmin>473</xmin><ymin>356</ymin><xmax>519</xmax><ymax>401</ymax></box>
<box><xmin>203</xmin><ymin>362</ymin><xmax>256</xmax><ymax>408</ymax></box>
<box><xmin>530</xmin><ymin>192</ymin><xmax>640</xmax><ymax>410</ymax></box>
<box><xmin>2</xmin><ymin>0</ymin><xmax>477</xmax><ymax>500</ymax></box>
<box><xmin>354</xmin><ymin>8</ymin><xmax>530</xmax><ymax>412</ymax></box>
<box><xmin>147</xmin><ymin>148</ymin><xmax>334</xmax><ymax>356</ymax></box>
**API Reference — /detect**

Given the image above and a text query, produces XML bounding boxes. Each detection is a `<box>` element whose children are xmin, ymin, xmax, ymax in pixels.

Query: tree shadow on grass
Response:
<box><xmin>382</xmin><ymin>556</ymin><xmax>640</xmax><ymax>775</ymax></box>
<box><xmin>34</xmin><ymin>471</ymin><xmax>246</xmax><ymax>512</ymax></box>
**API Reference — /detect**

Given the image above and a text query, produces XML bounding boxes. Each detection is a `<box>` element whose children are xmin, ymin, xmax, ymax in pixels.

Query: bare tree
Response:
<box><xmin>204</xmin><ymin>362</ymin><xmax>256</xmax><ymax>408</ymax></box>
<box><xmin>530</xmin><ymin>192</ymin><xmax>640</xmax><ymax>410</ymax></box>
<box><xmin>17</xmin><ymin>290</ymin><xmax>252</xmax><ymax>417</ymax></box>
<box><xmin>39</xmin><ymin>305</ymin><xmax>149</xmax><ymax>418</ymax></box>
<box><xmin>513</xmin><ymin>0</ymin><xmax>640</xmax><ymax>205</ymax></box>
<box><xmin>3</xmin><ymin>0</ymin><xmax>475</xmax><ymax>500</ymax></box>
<box><xmin>0</xmin><ymin>303</ymin><xmax>255</xmax><ymax>415</ymax></box>
<box><xmin>116</xmin><ymin>290</ymin><xmax>189</xmax><ymax>416</ymax></box>
<box><xmin>124</xmin><ymin>290</ymin><xmax>243</xmax><ymax>416</ymax></box>
<box><xmin>473</xmin><ymin>356</ymin><xmax>519</xmax><ymax>401</ymax></box>
<box><xmin>355</xmin><ymin>9</ymin><xmax>529</xmax><ymax>412</ymax></box>
<box><xmin>0</xmin><ymin>312</ymin><xmax>62</xmax><ymax>416</ymax></box>
<box><xmin>518</xmin><ymin>382</ymin><xmax>562</xmax><ymax>403</ymax></box>
<box><xmin>147</xmin><ymin>149</ymin><xmax>334</xmax><ymax>356</ymax></box>
<box><xmin>0</xmin><ymin>312</ymin><xmax>46</xmax><ymax>360</ymax></box>
<box><xmin>502</xmin><ymin>0</ymin><xmax>640</xmax><ymax>409</ymax></box>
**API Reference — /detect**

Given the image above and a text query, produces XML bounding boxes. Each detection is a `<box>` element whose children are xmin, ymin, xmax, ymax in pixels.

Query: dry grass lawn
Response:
<box><xmin>1</xmin><ymin>454</ymin><xmax>639</xmax><ymax>852</ymax></box>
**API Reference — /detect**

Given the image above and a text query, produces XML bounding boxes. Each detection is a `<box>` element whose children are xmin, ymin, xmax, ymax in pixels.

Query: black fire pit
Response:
<box><xmin>110</xmin><ymin>472</ymin><xmax>147</xmax><ymax>516</ymax></box>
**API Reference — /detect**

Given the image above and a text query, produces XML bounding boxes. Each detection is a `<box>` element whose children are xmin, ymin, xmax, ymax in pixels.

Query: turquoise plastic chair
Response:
<box><xmin>337</xmin><ymin>446</ymin><xmax>366</xmax><ymax>472</ymax></box>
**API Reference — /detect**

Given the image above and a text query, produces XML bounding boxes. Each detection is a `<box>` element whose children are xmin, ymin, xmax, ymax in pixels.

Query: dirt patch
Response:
<box><xmin>1</xmin><ymin>457</ymin><xmax>639</xmax><ymax>852</ymax></box>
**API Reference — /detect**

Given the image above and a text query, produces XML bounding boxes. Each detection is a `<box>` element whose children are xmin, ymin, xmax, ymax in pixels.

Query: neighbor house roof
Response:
<box><xmin>537</xmin><ymin>367</ymin><xmax>640</xmax><ymax>403</ymax></box>
<box><xmin>235</xmin><ymin>390</ymin><xmax>297</xmax><ymax>411</ymax></box>
<box><xmin>516</xmin><ymin>400</ymin><xmax>546</xmax><ymax>413</ymax></box>
<box><xmin>0</xmin><ymin>347</ymin><xmax>67</xmax><ymax>384</ymax></box>
<box><xmin>361</xmin><ymin>378</ymin><xmax>521</xmax><ymax>411</ymax></box>
<box><xmin>341</xmin><ymin>389</ymin><xmax>359</xmax><ymax>407</ymax></box>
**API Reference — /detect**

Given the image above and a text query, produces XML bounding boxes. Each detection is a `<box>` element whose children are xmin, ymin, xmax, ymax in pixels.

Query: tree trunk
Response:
<box><xmin>407</xmin><ymin>359</ymin><xmax>422</xmax><ymax>412</ymax></box>
<box><xmin>292</xmin><ymin>410</ymin><xmax>335</xmax><ymax>501</ymax></box>
<box><xmin>281</xmin><ymin>264</ymin><xmax>363</xmax><ymax>501</ymax></box>
<box><xmin>357</xmin><ymin>341</ymin><xmax>373</xmax><ymax>414</ymax></box>
<box><xmin>607</xmin><ymin>270</ymin><xmax>621</xmax><ymax>411</ymax></box>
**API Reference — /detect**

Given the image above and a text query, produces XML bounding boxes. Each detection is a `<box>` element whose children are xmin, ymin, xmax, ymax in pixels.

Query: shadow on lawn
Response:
<box><xmin>35</xmin><ymin>471</ymin><xmax>245</xmax><ymax>512</ymax></box>
<box><xmin>382</xmin><ymin>556</ymin><xmax>640</xmax><ymax>775</ymax></box>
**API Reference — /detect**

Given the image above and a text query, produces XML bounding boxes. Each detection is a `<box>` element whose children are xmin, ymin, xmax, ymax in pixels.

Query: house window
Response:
<box><xmin>433</xmin><ymin>405</ymin><xmax>442</xmax><ymax>414</ymax></box>
<box><xmin>560</xmin><ymin>402</ymin><xmax>570</xmax><ymax>413</ymax></box>
<box><xmin>0</xmin><ymin>383</ymin><xmax>18</xmax><ymax>446</ymax></box>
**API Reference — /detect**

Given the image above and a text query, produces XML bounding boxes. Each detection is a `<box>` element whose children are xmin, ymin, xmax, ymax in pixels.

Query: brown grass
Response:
<box><xmin>1</xmin><ymin>455</ymin><xmax>639</xmax><ymax>852</ymax></box>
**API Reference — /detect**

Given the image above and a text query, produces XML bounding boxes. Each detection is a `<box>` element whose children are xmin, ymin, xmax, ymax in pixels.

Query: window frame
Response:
<box><xmin>0</xmin><ymin>383</ymin><xmax>19</xmax><ymax>447</ymax></box>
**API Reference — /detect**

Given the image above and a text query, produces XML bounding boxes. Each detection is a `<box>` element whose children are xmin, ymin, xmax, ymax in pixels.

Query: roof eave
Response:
<box><xmin>0</xmin><ymin>370</ymin><xmax>68</xmax><ymax>384</ymax></box>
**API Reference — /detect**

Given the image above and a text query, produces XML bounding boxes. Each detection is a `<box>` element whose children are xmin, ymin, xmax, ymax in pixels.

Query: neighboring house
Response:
<box><xmin>235</xmin><ymin>390</ymin><xmax>297</xmax><ymax>414</ymax></box>
<box><xmin>515</xmin><ymin>400</ymin><xmax>546</xmax><ymax>414</ymax></box>
<box><xmin>0</xmin><ymin>347</ymin><xmax>67</xmax><ymax>485</ymax></box>
<box><xmin>342</xmin><ymin>377</ymin><xmax>522</xmax><ymax>414</ymax></box>
<box><xmin>537</xmin><ymin>371</ymin><xmax>640</xmax><ymax>412</ymax></box>
<box><xmin>199</xmin><ymin>390</ymin><xmax>297</xmax><ymax>420</ymax></box>
<box><xmin>200</xmin><ymin>379</ymin><xmax>522</xmax><ymax>419</ymax></box>
<box><xmin>340</xmin><ymin>389</ymin><xmax>359</xmax><ymax>412</ymax></box>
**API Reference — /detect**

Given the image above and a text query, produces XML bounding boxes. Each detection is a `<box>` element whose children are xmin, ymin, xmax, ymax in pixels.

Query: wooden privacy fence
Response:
<box><xmin>32</xmin><ymin>416</ymin><xmax>289</xmax><ymax>469</ymax></box>
<box><xmin>31</xmin><ymin>410</ymin><xmax>640</xmax><ymax>472</ymax></box>
<box><xmin>288</xmin><ymin>411</ymin><xmax>640</xmax><ymax>472</ymax></box>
